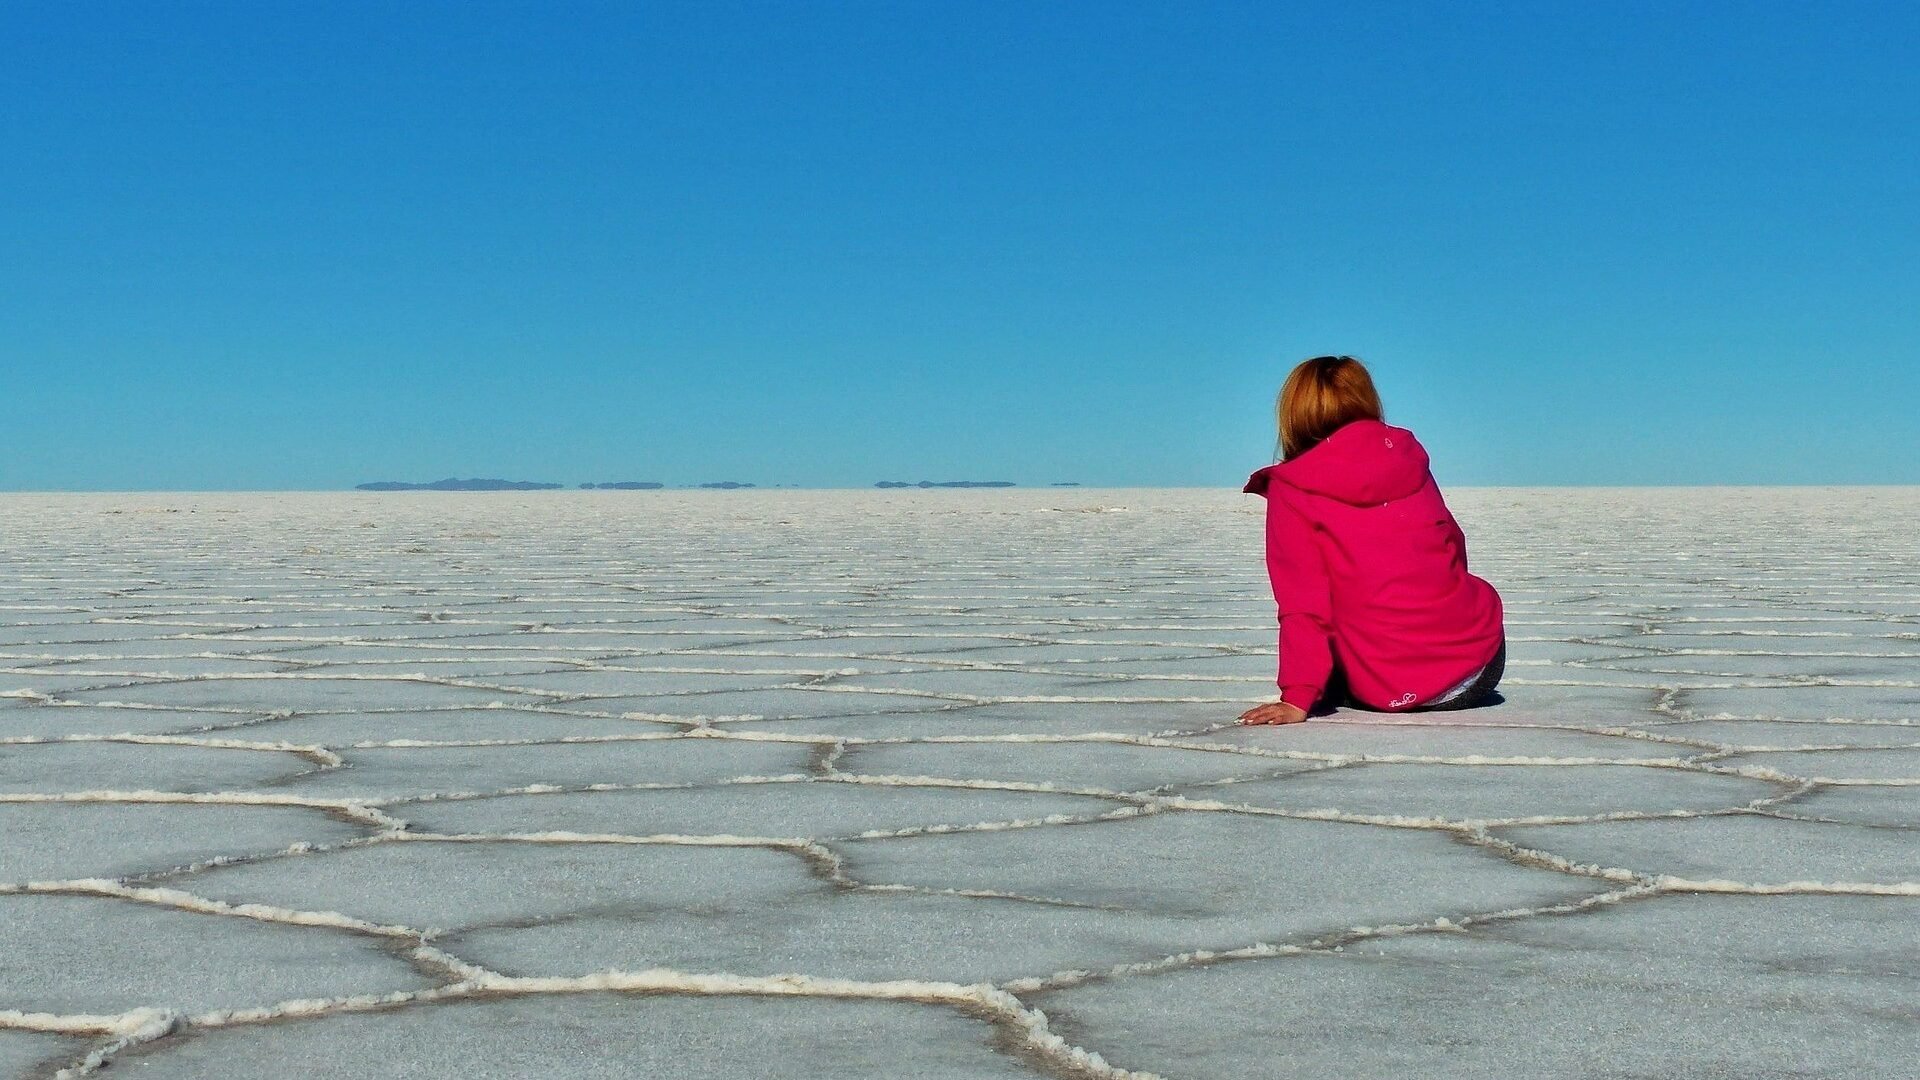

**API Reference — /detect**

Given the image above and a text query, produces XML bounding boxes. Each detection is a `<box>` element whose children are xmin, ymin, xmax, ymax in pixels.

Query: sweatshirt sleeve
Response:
<box><xmin>1263</xmin><ymin>495</ymin><xmax>1334</xmax><ymax>710</ymax></box>
<box><xmin>1444</xmin><ymin>513</ymin><xmax>1472</xmax><ymax>571</ymax></box>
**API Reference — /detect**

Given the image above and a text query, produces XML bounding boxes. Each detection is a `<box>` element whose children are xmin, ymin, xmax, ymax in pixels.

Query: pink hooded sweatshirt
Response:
<box><xmin>1243</xmin><ymin>419</ymin><xmax>1503</xmax><ymax>713</ymax></box>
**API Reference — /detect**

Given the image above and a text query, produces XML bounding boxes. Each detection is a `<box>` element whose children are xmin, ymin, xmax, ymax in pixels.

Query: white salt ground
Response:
<box><xmin>0</xmin><ymin>487</ymin><xmax>1916</xmax><ymax>1078</ymax></box>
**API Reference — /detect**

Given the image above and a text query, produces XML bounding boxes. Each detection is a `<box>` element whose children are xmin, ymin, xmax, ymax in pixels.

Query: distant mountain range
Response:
<box><xmin>874</xmin><ymin>480</ymin><xmax>1017</xmax><ymax>489</ymax></box>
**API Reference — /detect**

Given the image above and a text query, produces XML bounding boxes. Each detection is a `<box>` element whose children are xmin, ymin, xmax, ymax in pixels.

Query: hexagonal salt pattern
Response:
<box><xmin>0</xmin><ymin>704</ymin><xmax>247</xmax><ymax>738</ymax></box>
<box><xmin>1026</xmin><ymin>894</ymin><xmax>1920</xmax><ymax>1079</ymax></box>
<box><xmin>0</xmin><ymin>894</ymin><xmax>436</xmax><ymax>1018</ymax></box>
<box><xmin>178</xmin><ymin>839</ymin><xmax>812</xmax><ymax>935</ymax></box>
<box><xmin>838</xmin><ymin>739</ymin><xmax>1320</xmax><ymax>791</ymax></box>
<box><xmin>399</xmin><ymin>779</ymin><xmax>1122</xmax><ymax>838</ymax></box>
<box><xmin>1189</xmin><ymin>761</ymin><xmax>1782</xmax><ymax>821</ymax></box>
<box><xmin>277</xmin><ymin>738</ymin><xmax>813</xmax><ymax>799</ymax></box>
<box><xmin>0</xmin><ymin>801</ymin><xmax>367</xmax><ymax>884</ymax></box>
<box><xmin>1499</xmin><ymin>815</ymin><xmax>1920</xmax><ymax>885</ymax></box>
<box><xmin>0</xmin><ymin>487</ymin><xmax>1915</xmax><ymax>1077</ymax></box>
<box><xmin>110</xmin><ymin>994</ymin><xmax>1044</xmax><ymax>1079</ymax></box>
<box><xmin>0</xmin><ymin>740</ymin><xmax>315</xmax><ymax>794</ymax></box>
<box><xmin>1784</xmin><ymin>783</ymin><xmax>1920</xmax><ymax>828</ymax></box>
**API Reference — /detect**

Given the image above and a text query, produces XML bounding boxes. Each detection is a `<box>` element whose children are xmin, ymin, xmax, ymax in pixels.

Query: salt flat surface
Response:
<box><xmin>2</xmin><ymin>487</ymin><xmax>1917</xmax><ymax>1078</ymax></box>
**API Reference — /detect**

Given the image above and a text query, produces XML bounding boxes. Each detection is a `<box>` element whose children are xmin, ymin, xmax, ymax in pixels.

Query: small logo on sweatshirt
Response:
<box><xmin>1384</xmin><ymin>437</ymin><xmax>1395</xmax><ymax>448</ymax></box>
<box><xmin>1388</xmin><ymin>691</ymin><xmax>1416</xmax><ymax>708</ymax></box>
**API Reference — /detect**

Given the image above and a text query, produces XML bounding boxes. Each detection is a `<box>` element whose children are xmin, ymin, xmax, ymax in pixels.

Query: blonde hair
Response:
<box><xmin>1276</xmin><ymin>355</ymin><xmax>1384</xmax><ymax>461</ymax></box>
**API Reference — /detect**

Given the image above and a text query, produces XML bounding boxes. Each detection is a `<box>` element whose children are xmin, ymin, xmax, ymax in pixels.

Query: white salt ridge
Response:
<box><xmin>1654</xmin><ymin>876</ymin><xmax>1920</xmax><ymax>896</ymax></box>
<box><xmin>46</xmin><ymin>970</ymin><xmax>1162</xmax><ymax>1080</ymax></box>
<box><xmin>1</xmin><ymin>878</ymin><xmax>427</xmax><ymax>938</ymax></box>
<box><xmin>999</xmin><ymin>883</ymin><xmax>1661</xmax><ymax>993</ymax></box>
<box><xmin>0</xmin><ymin>732</ymin><xmax>342</xmax><ymax>768</ymax></box>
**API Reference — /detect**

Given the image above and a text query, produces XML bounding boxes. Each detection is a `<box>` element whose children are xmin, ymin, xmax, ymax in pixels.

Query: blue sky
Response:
<box><xmin>4</xmin><ymin>2</ymin><xmax>1916</xmax><ymax>489</ymax></box>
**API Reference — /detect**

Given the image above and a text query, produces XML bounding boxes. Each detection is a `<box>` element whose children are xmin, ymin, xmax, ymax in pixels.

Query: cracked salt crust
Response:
<box><xmin>1025</xmin><ymin>892</ymin><xmax>1920</xmax><ymax>1079</ymax></box>
<box><xmin>0</xmin><ymin>487</ymin><xmax>1917</xmax><ymax>1077</ymax></box>
<box><xmin>0</xmin><ymin>801</ymin><xmax>365</xmax><ymax>883</ymax></box>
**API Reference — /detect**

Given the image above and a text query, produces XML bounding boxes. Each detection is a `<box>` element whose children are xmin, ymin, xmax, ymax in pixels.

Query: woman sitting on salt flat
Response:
<box><xmin>1240</xmin><ymin>355</ymin><xmax>1505</xmax><ymax>725</ymax></box>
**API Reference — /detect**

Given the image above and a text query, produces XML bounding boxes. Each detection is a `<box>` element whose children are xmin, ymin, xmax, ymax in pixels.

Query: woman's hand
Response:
<box><xmin>1238</xmin><ymin>701</ymin><xmax>1308</xmax><ymax>725</ymax></box>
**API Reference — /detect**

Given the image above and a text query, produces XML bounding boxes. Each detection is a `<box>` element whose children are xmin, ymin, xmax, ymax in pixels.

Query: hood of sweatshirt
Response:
<box><xmin>1243</xmin><ymin>419</ymin><xmax>1432</xmax><ymax>506</ymax></box>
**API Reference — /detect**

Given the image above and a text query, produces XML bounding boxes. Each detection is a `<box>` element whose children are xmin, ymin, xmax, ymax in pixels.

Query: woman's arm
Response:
<box><xmin>1444</xmin><ymin>513</ymin><xmax>1472</xmax><ymax>571</ymax></box>
<box><xmin>1262</xmin><ymin>495</ymin><xmax>1334</xmax><ymax>712</ymax></box>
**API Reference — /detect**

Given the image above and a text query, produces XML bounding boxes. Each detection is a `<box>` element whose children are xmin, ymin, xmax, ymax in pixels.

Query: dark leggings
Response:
<box><xmin>1318</xmin><ymin>641</ymin><xmax>1506</xmax><ymax>714</ymax></box>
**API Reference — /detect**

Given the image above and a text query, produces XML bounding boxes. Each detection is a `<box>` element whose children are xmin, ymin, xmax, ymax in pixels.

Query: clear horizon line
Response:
<box><xmin>5</xmin><ymin>482</ymin><xmax>1920</xmax><ymax>494</ymax></box>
